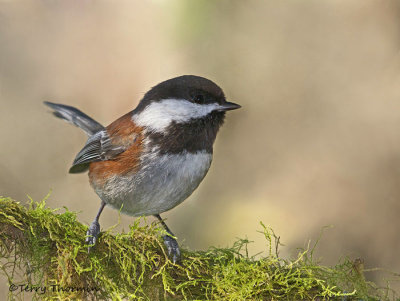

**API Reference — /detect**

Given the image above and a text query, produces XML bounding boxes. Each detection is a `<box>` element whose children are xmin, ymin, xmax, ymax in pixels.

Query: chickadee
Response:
<box><xmin>44</xmin><ymin>75</ymin><xmax>241</xmax><ymax>262</ymax></box>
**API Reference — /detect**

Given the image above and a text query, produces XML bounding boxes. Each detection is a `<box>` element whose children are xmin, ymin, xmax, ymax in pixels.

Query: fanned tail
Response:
<box><xmin>44</xmin><ymin>101</ymin><xmax>104</xmax><ymax>136</ymax></box>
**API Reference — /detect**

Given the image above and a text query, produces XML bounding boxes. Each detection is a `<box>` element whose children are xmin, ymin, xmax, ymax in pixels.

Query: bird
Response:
<box><xmin>44</xmin><ymin>75</ymin><xmax>241</xmax><ymax>263</ymax></box>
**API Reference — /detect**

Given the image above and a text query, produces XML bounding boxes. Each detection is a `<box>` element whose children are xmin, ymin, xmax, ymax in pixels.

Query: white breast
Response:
<box><xmin>95</xmin><ymin>150</ymin><xmax>213</xmax><ymax>216</ymax></box>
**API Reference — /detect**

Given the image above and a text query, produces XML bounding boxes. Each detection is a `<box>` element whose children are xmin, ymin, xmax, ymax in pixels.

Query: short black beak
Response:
<box><xmin>216</xmin><ymin>102</ymin><xmax>241</xmax><ymax>112</ymax></box>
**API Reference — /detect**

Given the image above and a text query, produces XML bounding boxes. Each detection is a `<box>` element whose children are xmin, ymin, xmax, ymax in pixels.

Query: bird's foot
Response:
<box><xmin>162</xmin><ymin>235</ymin><xmax>181</xmax><ymax>264</ymax></box>
<box><xmin>86</xmin><ymin>220</ymin><xmax>100</xmax><ymax>253</ymax></box>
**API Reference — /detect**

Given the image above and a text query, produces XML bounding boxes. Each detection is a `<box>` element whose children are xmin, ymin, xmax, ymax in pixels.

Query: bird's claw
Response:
<box><xmin>162</xmin><ymin>235</ymin><xmax>181</xmax><ymax>264</ymax></box>
<box><xmin>86</xmin><ymin>220</ymin><xmax>100</xmax><ymax>253</ymax></box>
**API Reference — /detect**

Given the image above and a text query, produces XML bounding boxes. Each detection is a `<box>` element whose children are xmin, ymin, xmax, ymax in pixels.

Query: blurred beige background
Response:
<box><xmin>1</xmin><ymin>0</ymin><xmax>400</xmax><ymax>296</ymax></box>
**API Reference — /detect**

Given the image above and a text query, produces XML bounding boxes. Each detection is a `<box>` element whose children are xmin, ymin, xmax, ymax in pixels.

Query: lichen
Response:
<box><xmin>0</xmin><ymin>196</ymin><xmax>398</xmax><ymax>300</ymax></box>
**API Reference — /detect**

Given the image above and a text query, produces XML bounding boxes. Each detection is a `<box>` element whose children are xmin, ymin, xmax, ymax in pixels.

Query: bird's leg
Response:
<box><xmin>86</xmin><ymin>201</ymin><xmax>106</xmax><ymax>252</ymax></box>
<box><xmin>154</xmin><ymin>214</ymin><xmax>181</xmax><ymax>263</ymax></box>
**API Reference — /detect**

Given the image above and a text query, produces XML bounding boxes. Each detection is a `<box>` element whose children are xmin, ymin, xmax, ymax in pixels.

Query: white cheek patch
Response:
<box><xmin>132</xmin><ymin>98</ymin><xmax>220</xmax><ymax>132</ymax></box>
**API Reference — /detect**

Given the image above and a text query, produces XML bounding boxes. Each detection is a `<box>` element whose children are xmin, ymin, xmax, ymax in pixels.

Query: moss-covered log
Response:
<box><xmin>0</xmin><ymin>197</ymin><xmax>398</xmax><ymax>300</ymax></box>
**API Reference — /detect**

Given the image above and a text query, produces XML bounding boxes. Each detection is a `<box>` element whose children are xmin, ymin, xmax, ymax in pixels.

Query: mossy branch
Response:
<box><xmin>0</xmin><ymin>196</ymin><xmax>398</xmax><ymax>300</ymax></box>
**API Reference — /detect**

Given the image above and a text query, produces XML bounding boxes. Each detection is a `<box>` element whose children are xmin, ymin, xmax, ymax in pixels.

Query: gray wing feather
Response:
<box><xmin>69</xmin><ymin>131</ymin><xmax>125</xmax><ymax>173</ymax></box>
<box><xmin>44</xmin><ymin>101</ymin><xmax>130</xmax><ymax>174</ymax></box>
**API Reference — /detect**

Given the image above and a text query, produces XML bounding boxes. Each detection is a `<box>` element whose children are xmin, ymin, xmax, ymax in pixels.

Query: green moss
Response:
<box><xmin>0</xmin><ymin>196</ymin><xmax>398</xmax><ymax>300</ymax></box>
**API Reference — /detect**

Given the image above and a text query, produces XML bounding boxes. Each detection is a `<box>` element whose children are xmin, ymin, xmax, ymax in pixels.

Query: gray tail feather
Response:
<box><xmin>44</xmin><ymin>101</ymin><xmax>104</xmax><ymax>136</ymax></box>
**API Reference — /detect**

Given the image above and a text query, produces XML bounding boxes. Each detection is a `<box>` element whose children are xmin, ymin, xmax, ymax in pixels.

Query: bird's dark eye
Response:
<box><xmin>193</xmin><ymin>94</ymin><xmax>205</xmax><ymax>103</ymax></box>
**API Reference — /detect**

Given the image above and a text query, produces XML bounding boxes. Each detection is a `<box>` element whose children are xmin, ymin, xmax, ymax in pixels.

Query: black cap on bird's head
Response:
<box><xmin>132</xmin><ymin>75</ymin><xmax>241</xmax><ymax>153</ymax></box>
<box><xmin>134</xmin><ymin>75</ymin><xmax>241</xmax><ymax>114</ymax></box>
